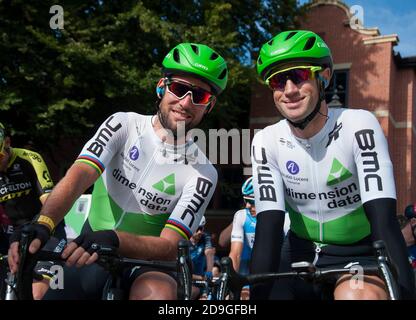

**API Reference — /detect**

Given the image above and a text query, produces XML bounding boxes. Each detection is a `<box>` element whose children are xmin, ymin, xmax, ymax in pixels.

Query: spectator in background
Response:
<box><xmin>0</xmin><ymin>122</ymin><xmax>66</xmax><ymax>299</ymax></box>
<box><xmin>397</xmin><ymin>215</ymin><xmax>416</xmax><ymax>269</ymax></box>
<box><xmin>218</xmin><ymin>221</ymin><xmax>233</xmax><ymax>250</ymax></box>
<box><xmin>190</xmin><ymin>216</ymin><xmax>215</xmax><ymax>279</ymax></box>
<box><xmin>405</xmin><ymin>204</ymin><xmax>416</xmax><ymax>224</ymax></box>
<box><xmin>212</xmin><ymin>262</ymin><xmax>221</xmax><ymax>278</ymax></box>
<box><xmin>189</xmin><ymin>216</ymin><xmax>215</xmax><ymax>299</ymax></box>
<box><xmin>229</xmin><ymin>177</ymin><xmax>257</xmax><ymax>276</ymax></box>
<box><xmin>228</xmin><ymin>177</ymin><xmax>257</xmax><ymax>300</ymax></box>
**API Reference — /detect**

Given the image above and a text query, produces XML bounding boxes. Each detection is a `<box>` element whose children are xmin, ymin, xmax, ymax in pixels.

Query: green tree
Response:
<box><xmin>0</xmin><ymin>0</ymin><xmax>303</xmax><ymax>153</ymax></box>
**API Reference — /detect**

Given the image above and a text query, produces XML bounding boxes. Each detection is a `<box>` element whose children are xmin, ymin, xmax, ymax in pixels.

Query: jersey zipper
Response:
<box><xmin>310</xmin><ymin>141</ymin><xmax>324</xmax><ymax>242</ymax></box>
<box><xmin>312</xmin><ymin>242</ymin><xmax>322</xmax><ymax>265</ymax></box>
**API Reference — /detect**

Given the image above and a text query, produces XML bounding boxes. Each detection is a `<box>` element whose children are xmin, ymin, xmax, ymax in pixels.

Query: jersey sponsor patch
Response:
<box><xmin>0</xmin><ymin>189</ymin><xmax>31</xmax><ymax>202</ymax></box>
<box><xmin>86</xmin><ymin>115</ymin><xmax>122</xmax><ymax>158</ymax></box>
<box><xmin>355</xmin><ymin>129</ymin><xmax>383</xmax><ymax>192</ymax></box>
<box><xmin>22</xmin><ymin>150</ymin><xmax>43</xmax><ymax>163</ymax></box>
<box><xmin>129</xmin><ymin>146</ymin><xmax>139</xmax><ymax>160</ymax></box>
<box><xmin>252</xmin><ymin>146</ymin><xmax>277</xmax><ymax>202</ymax></box>
<box><xmin>112</xmin><ymin>168</ymin><xmax>137</xmax><ymax>189</ymax></box>
<box><xmin>0</xmin><ymin>182</ymin><xmax>32</xmax><ymax>195</ymax></box>
<box><xmin>42</xmin><ymin>170</ymin><xmax>53</xmax><ymax>184</ymax></box>
<box><xmin>285</xmin><ymin>182</ymin><xmax>361</xmax><ymax>209</ymax></box>
<box><xmin>152</xmin><ymin>174</ymin><xmax>176</xmax><ymax>195</ymax></box>
<box><xmin>137</xmin><ymin>185</ymin><xmax>172</xmax><ymax>212</ymax></box>
<box><xmin>327</xmin><ymin>158</ymin><xmax>353</xmax><ymax>186</ymax></box>
<box><xmin>286</xmin><ymin>161</ymin><xmax>300</xmax><ymax>175</ymax></box>
<box><xmin>179</xmin><ymin>177</ymin><xmax>213</xmax><ymax>230</ymax></box>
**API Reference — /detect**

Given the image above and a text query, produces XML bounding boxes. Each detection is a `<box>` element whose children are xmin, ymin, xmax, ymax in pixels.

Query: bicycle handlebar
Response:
<box><xmin>219</xmin><ymin>240</ymin><xmax>400</xmax><ymax>300</ymax></box>
<box><xmin>13</xmin><ymin>226</ymin><xmax>193</xmax><ymax>300</ymax></box>
<box><xmin>91</xmin><ymin>243</ymin><xmax>177</xmax><ymax>271</ymax></box>
<box><xmin>192</xmin><ymin>277</ymin><xmax>220</xmax><ymax>287</ymax></box>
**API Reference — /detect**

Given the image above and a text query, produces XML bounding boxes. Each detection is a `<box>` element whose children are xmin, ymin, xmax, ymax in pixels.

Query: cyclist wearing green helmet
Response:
<box><xmin>156</xmin><ymin>43</ymin><xmax>228</xmax><ymax>136</ymax></box>
<box><xmin>257</xmin><ymin>30</ymin><xmax>332</xmax><ymax>131</ymax></box>
<box><xmin>250</xmin><ymin>30</ymin><xmax>415</xmax><ymax>300</ymax></box>
<box><xmin>9</xmin><ymin>43</ymin><xmax>227</xmax><ymax>300</ymax></box>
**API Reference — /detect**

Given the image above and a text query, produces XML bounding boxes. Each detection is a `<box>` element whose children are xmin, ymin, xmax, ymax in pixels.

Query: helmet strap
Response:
<box><xmin>287</xmin><ymin>77</ymin><xmax>326</xmax><ymax>130</ymax></box>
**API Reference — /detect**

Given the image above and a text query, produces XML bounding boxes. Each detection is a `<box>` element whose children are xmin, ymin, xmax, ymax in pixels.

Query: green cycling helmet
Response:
<box><xmin>162</xmin><ymin>43</ymin><xmax>228</xmax><ymax>95</ymax></box>
<box><xmin>257</xmin><ymin>30</ymin><xmax>333</xmax><ymax>81</ymax></box>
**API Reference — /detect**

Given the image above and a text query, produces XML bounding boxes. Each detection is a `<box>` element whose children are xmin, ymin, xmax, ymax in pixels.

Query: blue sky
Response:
<box><xmin>298</xmin><ymin>0</ymin><xmax>416</xmax><ymax>57</ymax></box>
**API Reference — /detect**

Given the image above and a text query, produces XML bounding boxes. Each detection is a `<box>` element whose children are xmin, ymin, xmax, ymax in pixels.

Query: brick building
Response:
<box><xmin>250</xmin><ymin>0</ymin><xmax>416</xmax><ymax>213</ymax></box>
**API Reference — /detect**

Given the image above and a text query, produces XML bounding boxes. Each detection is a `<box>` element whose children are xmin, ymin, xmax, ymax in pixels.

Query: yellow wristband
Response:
<box><xmin>37</xmin><ymin>215</ymin><xmax>55</xmax><ymax>231</ymax></box>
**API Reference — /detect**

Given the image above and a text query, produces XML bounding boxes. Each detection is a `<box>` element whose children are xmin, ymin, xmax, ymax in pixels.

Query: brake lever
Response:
<box><xmin>91</xmin><ymin>243</ymin><xmax>121</xmax><ymax>273</ymax></box>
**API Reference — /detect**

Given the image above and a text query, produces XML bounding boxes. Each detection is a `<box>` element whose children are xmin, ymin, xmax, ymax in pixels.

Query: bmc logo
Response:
<box><xmin>87</xmin><ymin>115</ymin><xmax>122</xmax><ymax>158</ymax></box>
<box><xmin>355</xmin><ymin>129</ymin><xmax>382</xmax><ymax>192</ymax></box>
<box><xmin>252</xmin><ymin>146</ymin><xmax>277</xmax><ymax>202</ymax></box>
<box><xmin>180</xmin><ymin>177</ymin><xmax>213</xmax><ymax>228</ymax></box>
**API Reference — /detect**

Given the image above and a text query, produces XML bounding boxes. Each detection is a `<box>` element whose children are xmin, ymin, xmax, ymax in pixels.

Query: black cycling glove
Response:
<box><xmin>9</xmin><ymin>222</ymin><xmax>51</xmax><ymax>249</ymax></box>
<box><xmin>364</xmin><ymin>198</ymin><xmax>416</xmax><ymax>299</ymax></box>
<box><xmin>73</xmin><ymin>230</ymin><xmax>120</xmax><ymax>254</ymax></box>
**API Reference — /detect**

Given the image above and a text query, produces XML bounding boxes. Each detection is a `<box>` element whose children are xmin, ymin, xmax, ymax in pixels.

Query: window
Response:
<box><xmin>325</xmin><ymin>69</ymin><xmax>349</xmax><ymax>107</ymax></box>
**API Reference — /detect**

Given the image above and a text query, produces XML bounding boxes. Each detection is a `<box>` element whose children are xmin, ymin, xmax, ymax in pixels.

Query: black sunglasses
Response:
<box><xmin>244</xmin><ymin>198</ymin><xmax>255</xmax><ymax>205</ymax></box>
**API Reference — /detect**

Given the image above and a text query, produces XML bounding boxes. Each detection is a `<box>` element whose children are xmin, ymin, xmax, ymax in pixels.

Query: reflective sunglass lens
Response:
<box><xmin>169</xmin><ymin>81</ymin><xmax>212</xmax><ymax>105</ymax></box>
<box><xmin>268</xmin><ymin>68</ymin><xmax>313</xmax><ymax>90</ymax></box>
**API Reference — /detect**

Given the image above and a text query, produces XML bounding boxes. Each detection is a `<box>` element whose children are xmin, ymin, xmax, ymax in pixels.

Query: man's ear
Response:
<box><xmin>205</xmin><ymin>96</ymin><xmax>217</xmax><ymax>113</ymax></box>
<box><xmin>320</xmin><ymin>68</ymin><xmax>331</xmax><ymax>89</ymax></box>
<box><xmin>156</xmin><ymin>78</ymin><xmax>166</xmax><ymax>99</ymax></box>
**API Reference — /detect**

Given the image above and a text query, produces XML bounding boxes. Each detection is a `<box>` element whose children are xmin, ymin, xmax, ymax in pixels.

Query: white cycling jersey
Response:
<box><xmin>231</xmin><ymin>209</ymin><xmax>256</xmax><ymax>259</ymax></box>
<box><xmin>251</xmin><ymin>108</ymin><xmax>396</xmax><ymax>245</ymax></box>
<box><xmin>75</xmin><ymin>112</ymin><xmax>217</xmax><ymax>239</ymax></box>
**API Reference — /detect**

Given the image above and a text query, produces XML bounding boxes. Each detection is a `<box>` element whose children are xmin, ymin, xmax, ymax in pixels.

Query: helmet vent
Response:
<box><xmin>190</xmin><ymin>44</ymin><xmax>199</xmax><ymax>55</ymax></box>
<box><xmin>267</xmin><ymin>39</ymin><xmax>274</xmax><ymax>46</ymax></box>
<box><xmin>173</xmin><ymin>48</ymin><xmax>181</xmax><ymax>63</ymax></box>
<box><xmin>303</xmin><ymin>37</ymin><xmax>316</xmax><ymax>51</ymax></box>
<box><xmin>210</xmin><ymin>52</ymin><xmax>219</xmax><ymax>60</ymax></box>
<box><xmin>258</xmin><ymin>57</ymin><xmax>262</xmax><ymax>65</ymax></box>
<box><xmin>218</xmin><ymin>68</ymin><xmax>227</xmax><ymax>80</ymax></box>
<box><xmin>285</xmin><ymin>31</ymin><xmax>297</xmax><ymax>41</ymax></box>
